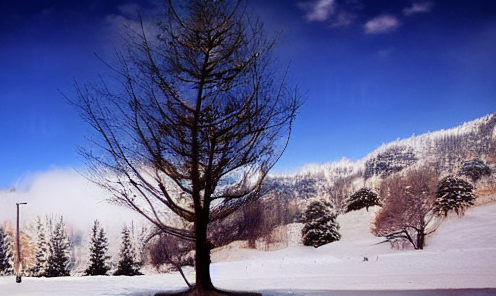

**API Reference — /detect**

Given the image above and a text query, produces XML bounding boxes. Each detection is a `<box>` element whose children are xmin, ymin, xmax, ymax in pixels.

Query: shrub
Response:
<box><xmin>148</xmin><ymin>233</ymin><xmax>194</xmax><ymax>271</ymax></box>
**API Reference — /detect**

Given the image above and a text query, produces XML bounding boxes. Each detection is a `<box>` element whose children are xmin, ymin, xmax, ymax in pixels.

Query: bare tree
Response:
<box><xmin>373</xmin><ymin>166</ymin><xmax>439</xmax><ymax>250</ymax></box>
<box><xmin>147</xmin><ymin>231</ymin><xmax>194</xmax><ymax>287</ymax></box>
<box><xmin>325</xmin><ymin>176</ymin><xmax>353</xmax><ymax>214</ymax></box>
<box><xmin>70</xmin><ymin>0</ymin><xmax>300</xmax><ymax>294</ymax></box>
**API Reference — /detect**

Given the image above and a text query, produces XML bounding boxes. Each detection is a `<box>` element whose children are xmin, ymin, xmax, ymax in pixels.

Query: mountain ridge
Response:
<box><xmin>276</xmin><ymin>112</ymin><xmax>496</xmax><ymax>180</ymax></box>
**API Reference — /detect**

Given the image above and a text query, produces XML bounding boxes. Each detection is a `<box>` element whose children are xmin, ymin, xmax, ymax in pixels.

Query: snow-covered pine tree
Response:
<box><xmin>114</xmin><ymin>225</ymin><xmax>142</xmax><ymax>276</ymax></box>
<box><xmin>346</xmin><ymin>188</ymin><xmax>380</xmax><ymax>212</ymax></box>
<box><xmin>459</xmin><ymin>158</ymin><xmax>492</xmax><ymax>183</ymax></box>
<box><xmin>434</xmin><ymin>176</ymin><xmax>475</xmax><ymax>217</ymax></box>
<box><xmin>0</xmin><ymin>227</ymin><xmax>14</xmax><ymax>275</ymax></box>
<box><xmin>301</xmin><ymin>200</ymin><xmax>341</xmax><ymax>248</ymax></box>
<box><xmin>85</xmin><ymin>220</ymin><xmax>110</xmax><ymax>276</ymax></box>
<box><xmin>45</xmin><ymin>216</ymin><xmax>71</xmax><ymax>277</ymax></box>
<box><xmin>31</xmin><ymin>216</ymin><xmax>49</xmax><ymax>277</ymax></box>
<box><xmin>131</xmin><ymin>223</ymin><xmax>147</xmax><ymax>270</ymax></box>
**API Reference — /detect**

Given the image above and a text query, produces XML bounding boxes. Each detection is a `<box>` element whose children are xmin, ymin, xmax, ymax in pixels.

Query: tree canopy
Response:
<box><xmin>70</xmin><ymin>0</ymin><xmax>300</xmax><ymax>293</ymax></box>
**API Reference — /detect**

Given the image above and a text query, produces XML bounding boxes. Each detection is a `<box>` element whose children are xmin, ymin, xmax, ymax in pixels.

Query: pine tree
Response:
<box><xmin>346</xmin><ymin>188</ymin><xmax>381</xmax><ymax>212</ymax></box>
<box><xmin>45</xmin><ymin>216</ymin><xmax>71</xmax><ymax>277</ymax></box>
<box><xmin>434</xmin><ymin>176</ymin><xmax>475</xmax><ymax>217</ymax></box>
<box><xmin>31</xmin><ymin>216</ymin><xmax>49</xmax><ymax>277</ymax></box>
<box><xmin>114</xmin><ymin>225</ymin><xmax>142</xmax><ymax>276</ymax></box>
<box><xmin>301</xmin><ymin>200</ymin><xmax>341</xmax><ymax>248</ymax></box>
<box><xmin>85</xmin><ymin>220</ymin><xmax>110</xmax><ymax>276</ymax></box>
<box><xmin>0</xmin><ymin>227</ymin><xmax>14</xmax><ymax>275</ymax></box>
<box><xmin>459</xmin><ymin>159</ymin><xmax>492</xmax><ymax>183</ymax></box>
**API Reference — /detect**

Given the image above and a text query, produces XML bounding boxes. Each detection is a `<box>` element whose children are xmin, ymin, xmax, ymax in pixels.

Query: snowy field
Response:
<box><xmin>1</xmin><ymin>203</ymin><xmax>496</xmax><ymax>295</ymax></box>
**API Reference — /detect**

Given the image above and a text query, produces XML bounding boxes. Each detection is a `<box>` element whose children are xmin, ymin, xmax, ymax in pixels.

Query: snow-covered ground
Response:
<box><xmin>1</xmin><ymin>203</ymin><xmax>496</xmax><ymax>295</ymax></box>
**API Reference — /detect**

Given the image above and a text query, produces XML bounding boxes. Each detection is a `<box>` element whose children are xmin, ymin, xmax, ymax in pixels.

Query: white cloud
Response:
<box><xmin>364</xmin><ymin>15</ymin><xmax>400</xmax><ymax>34</ymax></box>
<box><xmin>0</xmin><ymin>168</ymin><xmax>143</xmax><ymax>232</ymax></box>
<box><xmin>298</xmin><ymin>0</ymin><xmax>336</xmax><ymax>22</ymax></box>
<box><xmin>403</xmin><ymin>2</ymin><xmax>433</xmax><ymax>16</ymax></box>
<box><xmin>298</xmin><ymin>0</ymin><xmax>358</xmax><ymax>28</ymax></box>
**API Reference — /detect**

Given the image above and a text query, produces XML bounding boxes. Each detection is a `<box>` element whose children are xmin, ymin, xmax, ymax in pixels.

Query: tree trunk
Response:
<box><xmin>194</xmin><ymin>214</ymin><xmax>214</xmax><ymax>292</ymax></box>
<box><xmin>417</xmin><ymin>227</ymin><xmax>425</xmax><ymax>250</ymax></box>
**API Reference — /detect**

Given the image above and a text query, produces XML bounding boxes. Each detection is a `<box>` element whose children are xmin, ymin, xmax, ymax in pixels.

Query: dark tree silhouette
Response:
<box><xmin>346</xmin><ymin>188</ymin><xmax>380</xmax><ymax>213</ymax></box>
<box><xmin>433</xmin><ymin>176</ymin><xmax>475</xmax><ymax>217</ymax></box>
<box><xmin>459</xmin><ymin>159</ymin><xmax>492</xmax><ymax>183</ymax></box>
<box><xmin>70</xmin><ymin>0</ymin><xmax>299</xmax><ymax>293</ymax></box>
<box><xmin>114</xmin><ymin>226</ymin><xmax>142</xmax><ymax>276</ymax></box>
<box><xmin>45</xmin><ymin>216</ymin><xmax>71</xmax><ymax>277</ymax></box>
<box><xmin>301</xmin><ymin>200</ymin><xmax>340</xmax><ymax>248</ymax></box>
<box><xmin>85</xmin><ymin>220</ymin><xmax>111</xmax><ymax>276</ymax></box>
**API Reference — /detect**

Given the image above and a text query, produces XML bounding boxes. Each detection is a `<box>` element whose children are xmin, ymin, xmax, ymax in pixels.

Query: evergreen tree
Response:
<box><xmin>301</xmin><ymin>200</ymin><xmax>341</xmax><ymax>248</ymax></box>
<box><xmin>0</xmin><ymin>227</ymin><xmax>14</xmax><ymax>275</ymax></box>
<box><xmin>85</xmin><ymin>220</ymin><xmax>110</xmax><ymax>276</ymax></box>
<box><xmin>434</xmin><ymin>176</ymin><xmax>475</xmax><ymax>217</ymax></box>
<box><xmin>31</xmin><ymin>216</ymin><xmax>49</xmax><ymax>277</ymax></box>
<box><xmin>346</xmin><ymin>188</ymin><xmax>381</xmax><ymax>212</ymax></box>
<box><xmin>459</xmin><ymin>159</ymin><xmax>492</xmax><ymax>183</ymax></box>
<box><xmin>45</xmin><ymin>216</ymin><xmax>71</xmax><ymax>277</ymax></box>
<box><xmin>114</xmin><ymin>225</ymin><xmax>142</xmax><ymax>276</ymax></box>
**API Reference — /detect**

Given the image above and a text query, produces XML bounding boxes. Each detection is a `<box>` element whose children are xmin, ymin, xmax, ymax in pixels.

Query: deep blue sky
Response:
<box><xmin>1</xmin><ymin>0</ymin><xmax>495</xmax><ymax>189</ymax></box>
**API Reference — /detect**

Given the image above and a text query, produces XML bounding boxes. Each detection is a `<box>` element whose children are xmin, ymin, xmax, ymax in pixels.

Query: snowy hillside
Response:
<box><xmin>1</xmin><ymin>202</ymin><xmax>495</xmax><ymax>295</ymax></box>
<box><xmin>262</xmin><ymin>112</ymin><xmax>496</xmax><ymax>210</ymax></box>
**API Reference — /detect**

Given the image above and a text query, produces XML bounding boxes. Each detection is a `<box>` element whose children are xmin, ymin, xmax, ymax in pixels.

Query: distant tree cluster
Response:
<box><xmin>364</xmin><ymin>146</ymin><xmax>417</xmax><ymax>179</ymax></box>
<box><xmin>83</xmin><ymin>222</ymin><xmax>143</xmax><ymax>277</ymax></box>
<box><xmin>0</xmin><ymin>215</ymin><xmax>148</xmax><ymax>279</ymax></box>
<box><xmin>85</xmin><ymin>222</ymin><xmax>143</xmax><ymax>277</ymax></box>
<box><xmin>434</xmin><ymin>115</ymin><xmax>496</xmax><ymax>172</ymax></box>
<box><xmin>35</xmin><ymin>216</ymin><xmax>71</xmax><ymax>277</ymax></box>
<box><xmin>301</xmin><ymin>200</ymin><xmax>341</xmax><ymax>248</ymax></box>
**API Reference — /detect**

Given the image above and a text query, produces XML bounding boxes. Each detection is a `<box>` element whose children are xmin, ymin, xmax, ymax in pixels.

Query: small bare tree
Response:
<box><xmin>147</xmin><ymin>231</ymin><xmax>194</xmax><ymax>288</ymax></box>
<box><xmin>373</xmin><ymin>166</ymin><xmax>439</xmax><ymax>250</ymax></box>
<box><xmin>70</xmin><ymin>0</ymin><xmax>300</xmax><ymax>294</ymax></box>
